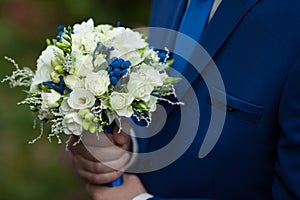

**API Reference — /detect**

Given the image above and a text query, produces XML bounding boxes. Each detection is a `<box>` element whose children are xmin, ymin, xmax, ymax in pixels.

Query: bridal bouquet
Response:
<box><xmin>2</xmin><ymin>19</ymin><xmax>181</xmax><ymax>144</ymax></box>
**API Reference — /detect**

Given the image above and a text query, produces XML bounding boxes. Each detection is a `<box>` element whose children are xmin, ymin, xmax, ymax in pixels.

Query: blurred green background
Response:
<box><xmin>0</xmin><ymin>0</ymin><xmax>151</xmax><ymax>199</ymax></box>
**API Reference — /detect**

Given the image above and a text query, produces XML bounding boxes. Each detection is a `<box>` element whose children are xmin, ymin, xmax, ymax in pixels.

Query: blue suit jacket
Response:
<box><xmin>135</xmin><ymin>0</ymin><xmax>300</xmax><ymax>199</ymax></box>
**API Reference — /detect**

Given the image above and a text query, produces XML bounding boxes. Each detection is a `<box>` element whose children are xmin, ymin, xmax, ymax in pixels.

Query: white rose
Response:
<box><xmin>68</xmin><ymin>88</ymin><xmax>96</xmax><ymax>110</ymax></box>
<box><xmin>59</xmin><ymin>98</ymin><xmax>73</xmax><ymax>115</ymax></box>
<box><xmin>41</xmin><ymin>90</ymin><xmax>61</xmax><ymax>110</ymax></box>
<box><xmin>64</xmin><ymin>75</ymin><xmax>84</xmax><ymax>90</ymax></box>
<box><xmin>127</xmin><ymin>73</ymin><xmax>154</xmax><ymax>102</ymax></box>
<box><xmin>109</xmin><ymin>92</ymin><xmax>134</xmax><ymax>117</ymax></box>
<box><xmin>62</xmin><ymin>112</ymin><xmax>83</xmax><ymax>136</ymax></box>
<box><xmin>85</xmin><ymin>71</ymin><xmax>110</xmax><ymax>96</ymax></box>
<box><xmin>73</xmin><ymin>18</ymin><xmax>94</xmax><ymax>34</ymax></box>
<box><xmin>30</xmin><ymin>46</ymin><xmax>63</xmax><ymax>91</ymax></box>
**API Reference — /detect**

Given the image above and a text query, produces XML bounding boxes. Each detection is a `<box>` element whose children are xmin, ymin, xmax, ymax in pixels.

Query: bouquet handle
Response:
<box><xmin>103</xmin><ymin>126</ymin><xmax>123</xmax><ymax>187</ymax></box>
<box><xmin>105</xmin><ymin>176</ymin><xmax>123</xmax><ymax>187</ymax></box>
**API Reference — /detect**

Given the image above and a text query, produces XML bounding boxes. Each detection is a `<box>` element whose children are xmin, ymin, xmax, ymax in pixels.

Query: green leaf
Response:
<box><xmin>105</xmin><ymin>110</ymin><xmax>115</xmax><ymax>124</ymax></box>
<box><xmin>164</xmin><ymin>77</ymin><xmax>182</xmax><ymax>85</ymax></box>
<box><xmin>135</xmin><ymin>101</ymin><xmax>149</xmax><ymax>112</ymax></box>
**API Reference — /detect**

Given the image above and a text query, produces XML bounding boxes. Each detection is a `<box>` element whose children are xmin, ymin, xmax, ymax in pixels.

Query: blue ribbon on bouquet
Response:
<box><xmin>103</xmin><ymin>125</ymin><xmax>124</xmax><ymax>187</ymax></box>
<box><xmin>105</xmin><ymin>176</ymin><xmax>123</xmax><ymax>187</ymax></box>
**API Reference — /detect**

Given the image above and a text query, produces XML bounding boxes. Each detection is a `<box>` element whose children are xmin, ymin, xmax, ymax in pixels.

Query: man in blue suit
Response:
<box><xmin>70</xmin><ymin>0</ymin><xmax>300</xmax><ymax>199</ymax></box>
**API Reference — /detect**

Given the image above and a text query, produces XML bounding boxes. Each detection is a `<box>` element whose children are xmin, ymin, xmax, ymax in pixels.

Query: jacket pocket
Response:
<box><xmin>208</xmin><ymin>87</ymin><xmax>264</xmax><ymax>123</ymax></box>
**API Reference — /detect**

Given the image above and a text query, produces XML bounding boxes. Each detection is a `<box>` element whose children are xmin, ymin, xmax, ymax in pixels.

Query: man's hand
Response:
<box><xmin>86</xmin><ymin>174</ymin><xmax>147</xmax><ymax>200</ymax></box>
<box><xmin>69</xmin><ymin>127</ymin><xmax>131</xmax><ymax>185</ymax></box>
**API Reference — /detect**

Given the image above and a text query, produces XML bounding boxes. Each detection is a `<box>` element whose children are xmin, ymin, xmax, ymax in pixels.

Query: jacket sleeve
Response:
<box><xmin>150</xmin><ymin>198</ymin><xmax>211</xmax><ymax>200</ymax></box>
<box><xmin>271</xmin><ymin>53</ymin><xmax>300</xmax><ymax>199</ymax></box>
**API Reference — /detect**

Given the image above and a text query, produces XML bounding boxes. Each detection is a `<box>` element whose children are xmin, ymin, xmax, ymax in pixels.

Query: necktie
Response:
<box><xmin>172</xmin><ymin>0</ymin><xmax>214</xmax><ymax>73</ymax></box>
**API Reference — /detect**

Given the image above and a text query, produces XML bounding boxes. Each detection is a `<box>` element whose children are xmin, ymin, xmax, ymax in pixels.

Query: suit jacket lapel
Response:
<box><xmin>178</xmin><ymin>0</ymin><xmax>259</xmax><ymax>88</ymax></box>
<box><xmin>200</xmin><ymin>0</ymin><xmax>260</xmax><ymax>58</ymax></box>
<box><xmin>178</xmin><ymin>0</ymin><xmax>261</xmax><ymax>100</ymax></box>
<box><xmin>149</xmin><ymin>0</ymin><xmax>261</xmax><ymax>106</ymax></box>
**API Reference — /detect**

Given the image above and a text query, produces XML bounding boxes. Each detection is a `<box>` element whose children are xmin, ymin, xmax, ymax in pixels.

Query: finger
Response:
<box><xmin>73</xmin><ymin>151</ymin><xmax>129</xmax><ymax>173</ymax></box>
<box><xmin>85</xmin><ymin>144</ymin><xmax>128</xmax><ymax>162</ymax></box>
<box><xmin>73</xmin><ymin>154</ymin><xmax>115</xmax><ymax>174</ymax></box>
<box><xmin>77</xmin><ymin>168</ymin><xmax>123</xmax><ymax>185</ymax></box>
<box><xmin>75</xmin><ymin>149</ymin><xmax>130</xmax><ymax>172</ymax></box>
<box><xmin>101</xmin><ymin>152</ymin><xmax>130</xmax><ymax>170</ymax></box>
<box><xmin>69</xmin><ymin>139</ymin><xmax>98</xmax><ymax>162</ymax></box>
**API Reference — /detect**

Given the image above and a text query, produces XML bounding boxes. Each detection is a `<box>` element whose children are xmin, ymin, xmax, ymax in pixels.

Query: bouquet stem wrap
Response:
<box><xmin>103</xmin><ymin>126</ymin><xmax>124</xmax><ymax>187</ymax></box>
<box><xmin>106</xmin><ymin>176</ymin><xmax>123</xmax><ymax>187</ymax></box>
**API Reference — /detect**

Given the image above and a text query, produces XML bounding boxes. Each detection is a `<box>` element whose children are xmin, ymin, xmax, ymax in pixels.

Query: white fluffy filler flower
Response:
<box><xmin>109</xmin><ymin>92</ymin><xmax>134</xmax><ymax>117</ymax></box>
<box><xmin>41</xmin><ymin>90</ymin><xmax>61</xmax><ymax>111</ymax></box>
<box><xmin>30</xmin><ymin>46</ymin><xmax>63</xmax><ymax>91</ymax></box>
<box><xmin>85</xmin><ymin>70</ymin><xmax>110</xmax><ymax>96</ymax></box>
<box><xmin>67</xmin><ymin>88</ymin><xmax>96</xmax><ymax>110</ymax></box>
<box><xmin>62</xmin><ymin>112</ymin><xmax>83</xmax><ymax>136</ymax></box>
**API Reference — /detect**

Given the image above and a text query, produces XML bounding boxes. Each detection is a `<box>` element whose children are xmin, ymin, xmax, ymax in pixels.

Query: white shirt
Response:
<box><xmin>209</xmin><ymin>0</ymin><xmax>222</xmax><ymax>22</ymax></box>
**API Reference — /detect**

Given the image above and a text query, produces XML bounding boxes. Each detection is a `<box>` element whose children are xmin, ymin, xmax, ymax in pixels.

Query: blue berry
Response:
<box><xmin>110</xmin><ymin>76</ymin><xmax>118</xmax><ymax>85</ymax></box>
<box><xmin>107</xmin><ymin>57</ymin><xmax>117</xmax><ymax>65</ymax></box>
<box><xmin>111</xmin><ymin>61</ymin><xmax>119</xmax><ymax>69</ymax></box>
<box><xmin>121</xmin><ymin>61</ymin><xmax>131</xmax><ymax>69</ymax></box>
<box><xmin>118</xmin><ymin>58</ymin><xmax>125</xmax><ymax>64</ymax></box>
<box><xmin>121</xmin><ymin>69</ymin><xmax>127</xmax><ymax>75</ymax></box>
<box><xmin>113</xmin><ymin>68</ymin><xmax>121</xmax><ymax>76</ymax></box>
<box><xmin>109</xmin><ymin>71</ymin><xmax>114</xmax><ymax>77</ymax></box>
<box><xmin>57</xmin><ymin>25</ymin><xmax>65</xmax><ymax>31</ymax></box>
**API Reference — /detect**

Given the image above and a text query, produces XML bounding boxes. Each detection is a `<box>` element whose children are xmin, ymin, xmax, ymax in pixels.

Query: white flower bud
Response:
<box><xmin>41</xmin><ymin>90</ymin><xmax>61</xmax><ymax>111</ymax></box>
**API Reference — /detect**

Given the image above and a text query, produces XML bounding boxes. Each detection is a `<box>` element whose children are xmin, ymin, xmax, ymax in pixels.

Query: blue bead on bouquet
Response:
<box><xmin>107</xmin><ymin>57</ymin><xmax>131</xmax><ymax>85</ymax></box>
